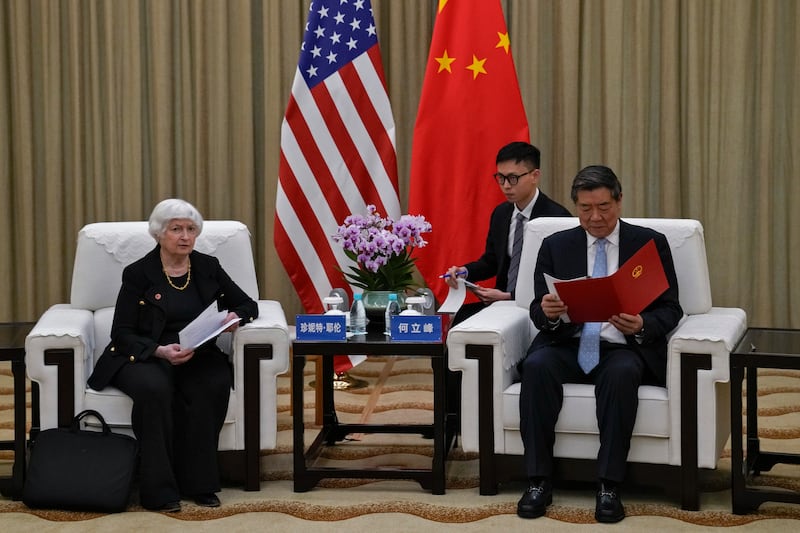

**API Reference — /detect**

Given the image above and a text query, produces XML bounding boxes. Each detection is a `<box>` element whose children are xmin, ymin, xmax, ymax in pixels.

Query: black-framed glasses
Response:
<box><xmin>492</xmin><ymin>168</ymin><xmax>536</xmax><ymax>186</ymax></box>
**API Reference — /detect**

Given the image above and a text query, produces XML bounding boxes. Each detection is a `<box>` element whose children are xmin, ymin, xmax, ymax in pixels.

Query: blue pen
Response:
<box><xmin>439</xmin><ymin>270</ymin><xmax>468</xmax><ymax>279</ymax></box>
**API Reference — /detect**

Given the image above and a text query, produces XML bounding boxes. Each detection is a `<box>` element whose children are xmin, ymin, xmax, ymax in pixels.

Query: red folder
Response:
<box><xmin>553</xmin><ymin>239</ymin><xmax>669</xmax><ymax>323</ymax></box>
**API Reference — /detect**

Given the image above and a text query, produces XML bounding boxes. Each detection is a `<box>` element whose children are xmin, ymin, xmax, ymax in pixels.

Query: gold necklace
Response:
<box><xmin>164</xmin><ymin>264</ymin><xmax>191</xmax><ymax>291</ymax></box>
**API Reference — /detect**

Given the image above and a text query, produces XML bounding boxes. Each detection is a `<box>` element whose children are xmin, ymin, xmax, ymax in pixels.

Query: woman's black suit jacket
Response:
<box><xmin>88</xmin><ymin>245</ymin><xmax>258</xmax><ymax>390</ymax></box>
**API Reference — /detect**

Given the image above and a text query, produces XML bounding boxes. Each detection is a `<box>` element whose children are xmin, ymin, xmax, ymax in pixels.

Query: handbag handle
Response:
<box><xmin>71</xmin><ymin>409</ymin><xmax>112</xmax><ymax>435</ymax></box>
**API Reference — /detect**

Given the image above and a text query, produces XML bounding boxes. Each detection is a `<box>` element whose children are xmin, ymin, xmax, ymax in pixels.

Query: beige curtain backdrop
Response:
<box><xmin>1</xmin><ymin>0</ymin><xmax>797</xmax><ymax>328</ymax></box>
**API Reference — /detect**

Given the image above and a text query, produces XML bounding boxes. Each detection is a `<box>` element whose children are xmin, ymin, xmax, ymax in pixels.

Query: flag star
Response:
<box><xmin>366</xmin><ymin>23</ymin><xmax>376</xmax><ymax>36</ymax></box>
<box><xmin>435</xmin><ymin>49</ymin><xmax>456</xmax><ymax>73</ymax></box>
<box><xmin>496</xmin><ymin>31</ymin><xmax>510</xmax><ymax>53</ymax></box>
<box><xmin>330</xmin><ymin>31</ymin><xmax>341</xmax><ymax>44</ymax></box>
<box><xmin>314</xmin><ymin>25</ymin><xmax>325</xmax><ymax>39</ymax></box>
<box><xmin>334</xmin><ymin>11</ymin><xmax>345</xmax><ymax>24</ymax></box>
<box><xmin>340</xmin><ymin>0</ymin><xmax>348</xmax><ymax>5</ymax></box>
<box><xmin>317</xmin><ymin>6</ymin><xmax>329</xmax><ymax>18</ymax></box>
<box><xmin>311</xmin><ymin>45</ymin><xmax>322</xmax><ymax>58</ymax></box>
<box><xmin>350</xmin><ymin>18</ymin><xmax>361</xmax><ymax>31</ymax></box>
<box><xmin>466</xmin><ymin>55</ymin><xmax>487</xmax><ymax>79</ymax></box>
<box><xmin>326</xmin><ymin>51</ymin><xmax>338</xmax><ymax>64</ymax></box>
<box><xmin>347</xmin><ymin>37</ymin><xmax>358</xmax><ymax>50</ymax></box>
<box><xmin>354</xmin><ymin>0</ymin><xmax>365</xmax><ymax>10</ymax></box>
<box><xmin>306</xmin><ymin>65</ymin><xmax>318</xmax><ymax>77</ymax></box>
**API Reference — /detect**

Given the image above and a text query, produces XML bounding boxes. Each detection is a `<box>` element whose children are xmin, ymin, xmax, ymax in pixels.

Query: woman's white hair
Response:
<box><xmin>148</xmin><ymin>198</ymin><xmax>204</xmax><ymax>240</ymax></box>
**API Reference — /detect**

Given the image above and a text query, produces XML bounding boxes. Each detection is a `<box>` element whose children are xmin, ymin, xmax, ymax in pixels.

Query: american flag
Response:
<box><xmin>275</xmin><ymin>0</ymin><xmax>400</xmax><ymax>371</ymax></box>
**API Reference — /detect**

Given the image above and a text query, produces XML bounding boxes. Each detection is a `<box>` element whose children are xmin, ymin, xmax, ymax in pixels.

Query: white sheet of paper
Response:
<box><xmin>179</xmin><ymin>301</ymin><xmax>239</xmax><ymax>349</ymax></box>
<box><xmin>436</xmin><ymin>279</ymin><xmax>467</xmax><ymax>314</ymax></box>
<box><xmin>544</xmin><ymin>273</ymin><xmax>587</xmax><ymax>324</ymax></box>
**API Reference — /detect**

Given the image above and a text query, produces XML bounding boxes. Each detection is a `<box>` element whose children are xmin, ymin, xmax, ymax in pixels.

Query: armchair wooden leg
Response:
<box><xmin>43</xmin><ymin>349</ymin><xmax>76</xmax><ymax>429</ymax></box>
<box><xmin>466</xmin><ymin>344</ymin><xmax>498</xmax><ymax>495</ymax></box>
<box><xmin>243</xmin><ymin>344</ymin><xmax>274</xmax><ymax>491</ymax></box>
<box><xmin>679</xmin><ymin>352</ymin><xmax>711</xmax><ymax>511</ymax></box>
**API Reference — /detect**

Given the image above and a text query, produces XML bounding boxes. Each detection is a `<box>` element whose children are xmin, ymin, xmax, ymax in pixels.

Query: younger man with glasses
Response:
<box><xmin>444</xmin><ymin>141</ymin><xmax>570</xmax><ymax>324</ymax></box>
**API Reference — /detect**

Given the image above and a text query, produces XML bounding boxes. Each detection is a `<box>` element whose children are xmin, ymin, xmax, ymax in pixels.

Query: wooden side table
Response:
<box><xmin>0</xmin><ymin>322</ymin><xmax>35</xmax><ymax>500</ymax></box>
<box><xmin>730</xmin><ymin>327</ymin><xmax>800</xmax><ymax>514</ymax></box>
<box><xmin>292</xmin><ymin>325</ymin><xmax>457</xmax><ymax>494</ymax></box>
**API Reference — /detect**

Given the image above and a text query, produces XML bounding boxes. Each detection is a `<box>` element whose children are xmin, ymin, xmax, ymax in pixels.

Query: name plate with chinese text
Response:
<box><xmin>390</xmin><ymin>315</ymin><xmax>442</xmax><ymax>342</ymax></box>
<box><xmin>295</xmin><ymin>314</ymin><xmax>347</xmax><ymax>341</ymax></box>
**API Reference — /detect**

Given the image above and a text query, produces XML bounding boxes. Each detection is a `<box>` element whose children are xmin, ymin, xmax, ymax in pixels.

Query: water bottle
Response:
<box><xmin>349</xmin><ymin>293</ymin><xmax>367</xmax><ymax>335</ymax></box>
<box><xmin>384</xmin><ymin>293</ymin><xmax>401</xmax><ymax>336</ymax></box>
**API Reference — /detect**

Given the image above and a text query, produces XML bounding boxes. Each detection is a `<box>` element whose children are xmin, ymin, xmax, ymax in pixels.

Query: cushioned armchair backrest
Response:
<box><xmin>71</xmin><ymin>221</ymin><xmax>260</xmax><ymax>311</ymax></box>
<box><xmin>515</xmin><ymin>217</ymin><xmax>712</xmax><ymax>316</ymax></box>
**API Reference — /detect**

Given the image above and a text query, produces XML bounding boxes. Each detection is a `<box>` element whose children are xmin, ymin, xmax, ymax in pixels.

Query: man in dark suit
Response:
<box><xmin>516</xmin><ymin>165</ymin><xmax>683</xmax><ymax>523</ymax></box>
<box><xmin>444</xmin><ymin>141</ymin><xmax>570</xmax><ymax>324</ymax></box>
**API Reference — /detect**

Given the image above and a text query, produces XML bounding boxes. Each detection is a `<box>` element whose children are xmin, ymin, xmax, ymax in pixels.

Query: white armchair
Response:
<box><xmin>25</xmin><ymin>221</ymin><xmax>290</xmax><ymax>491</ymax></box>
<box><xmin>447</xmin><ymin>217</ymin><xmax>747</xmax><ymax>510</ymax></box>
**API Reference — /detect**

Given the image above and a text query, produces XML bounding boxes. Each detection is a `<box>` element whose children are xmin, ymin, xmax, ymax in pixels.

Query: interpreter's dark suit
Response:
<box><xmin>449</xmin><ymin>193</ymin><xmax>571</xmax><ymax>434</ymax></box>
<box><xmin>520</xmin><ymin>220</ymin><xmax>683</xmax><ymax>482</ymax></box>
<box><xmin>464</xmin><ymin>192</ymin><xmax>571</xmax><ymax>297</ymax></box>
<box><xmin>88</xmin><ymin>245</ymin><xmax>258</xmax><ymax>508</ymax></box>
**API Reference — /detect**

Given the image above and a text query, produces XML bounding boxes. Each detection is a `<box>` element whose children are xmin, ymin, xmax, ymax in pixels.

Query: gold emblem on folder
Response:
<box><xmin>632</xmin><ymin>265</ymin><xmax>643</xmax><ymax>279</ymax></box>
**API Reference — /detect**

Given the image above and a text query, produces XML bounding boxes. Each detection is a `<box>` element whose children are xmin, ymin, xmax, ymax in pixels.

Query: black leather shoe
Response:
<box><xmin>517</xmin><ymin>478</ymin><xmax>552</xmax><ymax>518</ymax></box>
<box><xmin>147</xmin><ymin>500</ymin><xmax>181</xmax><ymax>513</ymax></box>
<box><xmin>595</xmin><ymin>482</ymin><xmax>625</xmax><ymax>523</ymax></box>
<box><xmin>193</xmin><ymin>493</ymin><xmax>221</xmax><ymax>507</ymax></box>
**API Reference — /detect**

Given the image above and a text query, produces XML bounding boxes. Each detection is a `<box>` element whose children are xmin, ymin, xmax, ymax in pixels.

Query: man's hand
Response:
<box><xmin>473</xmin><ymin>286</ymin><xmax>511</xmax><ymax>305</ymax></box>
<box><xmin>155</xmin><ymin>343</ymin><xmax>195</xmax><ymax>365</ymax></box>
<box><xmin>444</xmin><ymin>265</ymin><xmax>466</xmax><ymax>288</ymax></box>
<box><xmin>609</xmin><ymin>312</ymin><xmax>644</xmax><ymax>336</ymax></box>
<box><xmin>541</xmin><ymin>293</ymin><xmax>567</xmax><ymax>320</ymax></box>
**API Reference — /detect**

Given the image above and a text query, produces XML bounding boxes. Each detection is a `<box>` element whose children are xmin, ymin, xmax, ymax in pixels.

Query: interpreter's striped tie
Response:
<box><xmin>506</xmin><ymin>213</ymin><xmax>527</xmax><ymax>294</ymax></box>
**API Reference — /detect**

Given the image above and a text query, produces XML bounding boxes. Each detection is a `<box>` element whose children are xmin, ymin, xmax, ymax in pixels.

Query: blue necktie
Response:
<box><xmin>505</xmin><ymin>213</ymin><xmax>527</xmax><ymax>293</ymax></box>
<box><xmin>578</xmin><ymin>238</ymin><xmax>608</xmax><ymax>373</ymax></box>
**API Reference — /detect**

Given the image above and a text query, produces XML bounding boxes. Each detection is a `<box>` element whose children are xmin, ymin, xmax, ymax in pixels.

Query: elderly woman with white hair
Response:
<box><xmin>88</xmin><ymin>199</ymin><xmax>258</xmax><ymax>512</ymax></box>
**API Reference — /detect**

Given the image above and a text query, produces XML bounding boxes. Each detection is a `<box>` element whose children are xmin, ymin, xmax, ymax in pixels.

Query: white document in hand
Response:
<box><xmin>179</xmin><ymin>301</ymin><xmax>240</xmax><ymax>350</ymax></box>
<box><xmin>436</xmin><ymin>281</ymin><xmax>466</xmax><ymax>314</ymax></box>
<box><xmin>436</xmin><ymin>278</ymin><xmax>481</xmax><ymax>314</ymax></box>
<box><xmin>543</xmin><ymin>273</ymin><xmax>587</xmax><ymax>324</ymax></box>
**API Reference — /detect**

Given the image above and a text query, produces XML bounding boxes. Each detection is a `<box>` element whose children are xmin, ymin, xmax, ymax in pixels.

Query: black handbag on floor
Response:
<box><xmin>23</xmin><ymin>409</ymin><xmax>138</xmax><ymax>513</ymax></box>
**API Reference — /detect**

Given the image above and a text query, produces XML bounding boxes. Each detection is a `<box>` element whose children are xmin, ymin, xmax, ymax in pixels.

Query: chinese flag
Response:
<box><xmin>409</xmin><ymin>0</ymin><xmax>529</xmax><ymax>305</ymax></box>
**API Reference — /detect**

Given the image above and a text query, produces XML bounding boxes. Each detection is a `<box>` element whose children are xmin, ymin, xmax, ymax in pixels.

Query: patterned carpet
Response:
<box><xmin>2</xmin><ymin>356</ymin><xmax>800</xmax><ymax>528</ymax></box>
